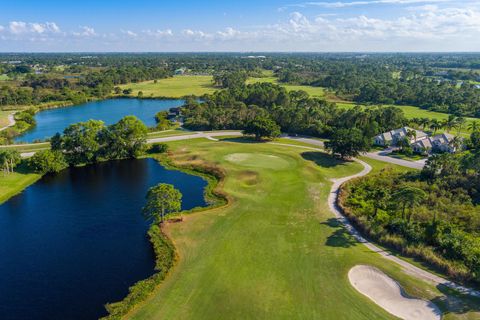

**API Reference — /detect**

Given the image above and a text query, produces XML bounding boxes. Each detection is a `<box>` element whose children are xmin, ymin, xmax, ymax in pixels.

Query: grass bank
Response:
<box><xmin>0</xmin><ymin>164</ymin><xmax>41</xmax><ymax>204</ymax></box>
<box><xmin>124</xmin><ymin>138</ymin><xmax>479</xmax><ymax>320</ymax></box>
<box><xmin>102</xmin><ymin>154</ymin><xmax>229</xmax><ymax>320</ymax></box>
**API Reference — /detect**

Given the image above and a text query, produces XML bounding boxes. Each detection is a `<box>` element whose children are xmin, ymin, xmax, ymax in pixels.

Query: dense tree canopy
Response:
<box><xmin>342</xmin><ymin>134</ymin><xmax>480</xmax><ymax>283</ymax></box>
<box><xmin>142</xmin><ymin>183</ymin><xmax>182</xmax><ymax>223</ymax></box>
<box><xmin>51</xmin><ymin>116</ymin><xmax>148</xmax><ymax>166</ymax></box>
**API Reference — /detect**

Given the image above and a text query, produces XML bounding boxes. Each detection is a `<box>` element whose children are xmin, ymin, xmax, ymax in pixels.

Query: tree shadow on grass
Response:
<box><xmin>16</xmin><ymin>161</ymin><xmax>34</xmax><ymax>174</ymax></box>
<box><xmin>301</xmin><ymin>151</ymin><xmax>353</xmax><ymax>168</ymax></box>
<box><xmin>220</xmin><ymin>136</ymin><xmax>265</xmax><ymax>144</ymax></box>
<box><xmin>429</xmin><ymin>284</ymin><xmax>480</xmax><ymax>317</ymax></box>
<box><xmin>321</xmin><ymin>218</ymin><xmax>358</xmax><ymax>248</ymax></box>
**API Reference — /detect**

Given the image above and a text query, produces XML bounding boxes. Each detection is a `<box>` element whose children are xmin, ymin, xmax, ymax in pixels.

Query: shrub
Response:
<box><xmin>149</xmin><ymin>143</ymin><xmax>169</xmax><ymax>154</ymax></box>
<box><xmin>29</xmin><ymin>150</ymin><xmax>67</xmax><ymax>174</ymax></box>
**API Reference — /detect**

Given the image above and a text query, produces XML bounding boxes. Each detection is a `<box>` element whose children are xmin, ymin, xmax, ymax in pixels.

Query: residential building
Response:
<box><xmin>374</xmin><ymin>127</ymin><xmax>428</xmax><ymax>146</ymax></box>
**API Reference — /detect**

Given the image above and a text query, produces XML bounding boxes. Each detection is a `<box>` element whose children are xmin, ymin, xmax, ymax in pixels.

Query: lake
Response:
<box><xmin>0</xmin><ymin>158</ymin><xmax>207</xmax><ymax>319</ymax></box>
<box><xmin>15</xmin><ymin>98</ymin><xmax>185</xmax><ymax>143</ymax></box>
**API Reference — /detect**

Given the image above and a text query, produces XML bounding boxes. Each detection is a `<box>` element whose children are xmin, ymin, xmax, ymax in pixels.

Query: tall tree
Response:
<box><xmin>100</xmin><ymin>115</ymin><xmax>148</xmax><ymax>159</ymax></box>
<box><xmin>324</xmin><ymin>128</ymin><xmax>370</xmax><ymax>159</ymax></box>
<box><xmin>142</xmin><ymin>183</ymin><xmax>182</xmax><ymax>223</ymax></box>
<box><xmin>59</xmin><ymin>120</ymin><xmax>105</xmax><ymax>166</ymax></box>
<box><xmin>243</xmin><ymin>116</ymin><xmax>281</xmax><ymax>141</ymax></box>
<box><xmin>0</xmin><ymin>149</ymin><xmax>21</xmax><ymax>174</ymax></box>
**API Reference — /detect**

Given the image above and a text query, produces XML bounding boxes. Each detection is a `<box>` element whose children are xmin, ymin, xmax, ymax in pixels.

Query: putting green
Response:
<box><xmin>224</xmin><ymin>153</ymin><xmax>291</xmax><ymax>170</ymax></box>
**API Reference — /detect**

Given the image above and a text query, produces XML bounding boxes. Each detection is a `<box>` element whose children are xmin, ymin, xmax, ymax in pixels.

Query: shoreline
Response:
<box><xmin>101</xmin><ymin>154</ymin><xmax>230</xmax><ymax>320</ymax></box>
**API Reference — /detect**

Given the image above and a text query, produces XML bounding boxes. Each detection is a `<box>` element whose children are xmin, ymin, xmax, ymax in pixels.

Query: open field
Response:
<box><xmin>119</xmin><ymin>75</ymin><xmax>216</xmax><ymax>98</ymax></box>
<box><xmin>126</xmin><ymin>138</ymin><xmax>479</xmax><ymax>320</ymax></box>
<box><xmin>120</xmin><ymin>74</ymin><xmax>327</xmax><ymax>99</ymax></box>
<box><xmin>247</xmin><ymin>76</ymin><xmax>327</xmax><ymax>97</ymax></box>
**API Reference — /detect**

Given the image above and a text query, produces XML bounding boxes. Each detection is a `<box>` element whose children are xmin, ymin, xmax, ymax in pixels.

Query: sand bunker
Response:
<box><xmin>348</xmin><ymin>265</ymin><xmax>441</xmax><ymax>320</ymax></box>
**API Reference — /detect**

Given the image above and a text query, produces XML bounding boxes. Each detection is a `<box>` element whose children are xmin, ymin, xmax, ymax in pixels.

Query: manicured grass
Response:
<box><xmin>120</xmin><ymin>74</ymin><xmax>328</xmax><ymax>99</ymax></box>
<box><xmin>247</xmin><ymin>76</ymin><xmax>326</xmax><ymax>97</ymax></box>
<box><xmin>0</xmin><ymin>142</ymin><xmax>50</xmax><ymax>152</ymax></box>
<box><xmin>147</xmin><ymin>129</ymin><xmax>193</xmax><ymax>139</ymax></box>
<box><xmin>389</xmin><ymin>151</ymin><xmax>427</xmax><ymax>162</ymax></box>
<box><xmin>360</xmin><ymin>156</ymin><xmax>414</xmax><ymax>174</ymax></box>
<box><xmin>119</xmin><ymin>75</ymin><xmax>217</xmax><ymax>98</ymax></box>
<box><xmin>127</xmin><ymin>139</ymin><xmax>479</xmax><ymax>320</ymax></box>
<box><xmin>0</xmin><ymin>168</ymin><xmax>41</xmax><ymax>204</ymax></box>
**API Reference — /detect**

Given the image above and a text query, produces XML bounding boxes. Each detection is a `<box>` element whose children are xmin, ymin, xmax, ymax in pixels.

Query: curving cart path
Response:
<box><xmin>328</xmin><ymin>158</ymin><xmax>480</xmax><ymax>298</ymax></box>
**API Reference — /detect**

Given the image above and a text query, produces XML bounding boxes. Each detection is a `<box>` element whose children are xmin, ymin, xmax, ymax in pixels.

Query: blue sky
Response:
<box><xmin>1</xmin><ymin>0</ymin><xmax>480</xmax><ymax>52</ymax></box>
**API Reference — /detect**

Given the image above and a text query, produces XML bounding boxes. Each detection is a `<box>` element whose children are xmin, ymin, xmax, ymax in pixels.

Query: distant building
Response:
<box><xmin>374</xmin><ymin>127</ymin><xmax>428</xmax><ymax>146</ymax></box>
<box><xmin>412</xmin><ymin>139</ymin><xmax>432</xmax><ymax>154</ymax></box>
<box><xmin>376</xmin><ymin>127</ymin><xmax>460</xmax><ymax>154</ymax></box>
<box><xmin>174</xmin><ymin>68</ymin><xmax>186</xmax><ymax>75</ymax></box>
<box><xmin>430</xmin><ymin>133</ymin><xmax>457</xmax><ymax>153</ymax></box>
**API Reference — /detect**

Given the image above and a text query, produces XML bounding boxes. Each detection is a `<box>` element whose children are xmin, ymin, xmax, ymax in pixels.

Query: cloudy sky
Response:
<box><xmin>1</xmin><ymin>0</ymin><xmax>480</xmax><ymax>52</ymax></box>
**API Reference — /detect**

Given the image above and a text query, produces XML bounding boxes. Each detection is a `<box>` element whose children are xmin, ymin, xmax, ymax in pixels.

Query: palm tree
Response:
<box><xmin>443</xmin><ymin>115</ymin><xmax>458</xmax><ymax>133</ymax></box>
<box><xmin>455</xmin><ymin>117</ymin><xmax>466</xmax><ymax>135</ymax></box>
<box><xmin>468</xmin><ymin>121</ymin><xmax>480</xmax><ymax>132</ymax></box>
<box><xmin>406</xmin><ymin>129</ymin><xmax>417</xmax><ymax>142</ymax></box>
<box><xmin>409</xmin><ymin>118</ymin><xmax>421</xmax><ymax>129</ymax></box>
<box><xmin>429</xmin><ymin>119</ymin><xmax>442</xmax><ymax>135</ymax></box>
<box><xmin>420</xmin><ymin>118</ymin><xmax>430</xmax><ymax>130</ymax></box>
<box><xmin>393</xmin><ymin>186</ymin><xmax>427</xmax><ymax>223</ymax></box>
<box><xmin>449</xmin><ymin>136</ymin><xmax>463</xmax><ymax>153</ymax></box>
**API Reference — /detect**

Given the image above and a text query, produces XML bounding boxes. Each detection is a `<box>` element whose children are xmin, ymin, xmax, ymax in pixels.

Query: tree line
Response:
<box><xmin>182</xmin><ymin>82</ymin><xmax>407</xmax><ymax>157</ymax></box>
<box><xmin>340</xmin><ymin>129</ymin><xmax>480</xmax><ymax>284</ymax></box>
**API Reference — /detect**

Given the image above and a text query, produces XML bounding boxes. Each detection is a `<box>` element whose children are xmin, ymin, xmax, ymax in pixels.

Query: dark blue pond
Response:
<box><xmin>0</xmin><ymin>158</ymin><xmax>207</xmax><ymax>320</ymax></box>
<box><xmin>15</xmin><ymin>99</ymin><xmax>184</xmax><ymax>143</ymax></box>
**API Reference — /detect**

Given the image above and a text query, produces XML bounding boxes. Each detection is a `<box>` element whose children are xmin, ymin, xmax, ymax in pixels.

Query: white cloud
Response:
<box><xmin>8</xmin><ymin>21</ymin><xmax>60</xmax><ymax>34</ymax></box>
<box><xmin>296</xmin><ymin>0</ymin><xmax>450</xmax><ymax>8</ymax></box>
<box><xmin>2</xmin><ymin>7</ymin><xmax>480</xmax><ymax>51</ymax></box>
<box><xmin>121</xmin><ymin>29</ymin><xmax>138</xmax><ymax>37</ymax></box>
<box><xmin>142</xmin><ymin>29</ymin><xmax>173</xmax><ymax>38</ymax></box>
<box><xmin>9</xmin><ymin>21</ymin><xmax>27</xmax><ymax>34</ymax></box>
<box><xmin>73</xmin><ymin>26</ymin><xmax>96</xmax><ymax>37</ymax></box>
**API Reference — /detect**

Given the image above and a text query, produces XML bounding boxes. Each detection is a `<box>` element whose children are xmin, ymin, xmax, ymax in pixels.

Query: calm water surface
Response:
<box><xmin>0</xmin><ymin>158</ymin><xmax>207</xmax><ymax>319</ymax></box>
<box><xmin>15</xmin><ymin>99</ymin><xmax>184</xmax><ymax>143</ymax></box>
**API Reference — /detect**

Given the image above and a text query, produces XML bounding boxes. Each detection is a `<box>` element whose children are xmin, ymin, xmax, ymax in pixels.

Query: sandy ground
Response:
<box><xmin>349</xmin><ymin>265</ymin><xmax>441</xmax><ymax>320</ymax></box>
<box><xmin>0</xmin><ymin>113</ymin><xmax>16</xmax><ymax>132</ymax></box>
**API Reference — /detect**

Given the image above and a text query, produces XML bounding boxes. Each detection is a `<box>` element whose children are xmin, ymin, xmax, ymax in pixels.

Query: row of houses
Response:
<box><xmin>374</xmin><ymin>127</ymin><xmax>458</xmax><ymax>154</ymax></box>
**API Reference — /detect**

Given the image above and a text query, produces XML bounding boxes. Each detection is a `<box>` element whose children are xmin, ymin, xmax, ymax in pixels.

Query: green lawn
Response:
<box><xmin>147</xmin><ymin>129</ymin><xmax>193</xmax><ymax>139</ymax></box>
<box><xmin>389</xmin><ymin>151</ymin><xmax>427</xmax><ymax>162</ymax></box>
<box><xmin>119</xmin><ymin>75</ymin><xmax>217</xmax><ymax>98</ymax></box>
<box><xmin>126</xmin><ymin>139</ymin><xmax>479</xmax><ymax>320</ymax></box>
<box><xmin>0</xmin><ymin>142</ymin><xmax>50</xmax><ymax>152</ymax></box>
<box><xmin>247</xmin><ymin>76</ymin><xmax>326</xmax><ymax>98</ymax></box>
<box><xmin>120</xmin><ymin>74</ymin><xmax>327</xmax><ymax>99</ymax></box>
<box><xmin>0</xmin><ymin>168</ymin><xmax>41</xmax><ymax>204</ymax></box>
